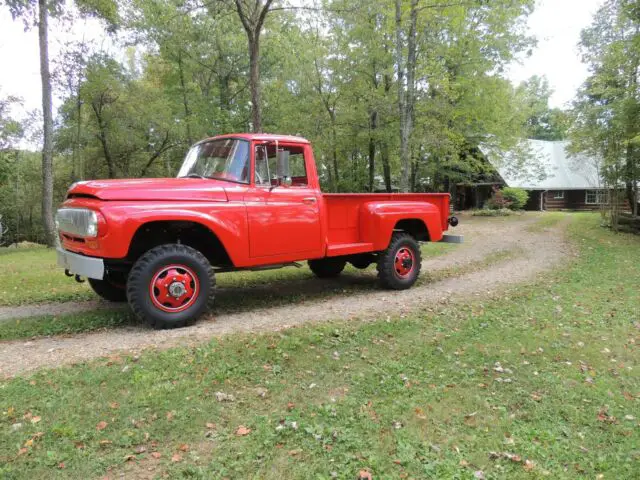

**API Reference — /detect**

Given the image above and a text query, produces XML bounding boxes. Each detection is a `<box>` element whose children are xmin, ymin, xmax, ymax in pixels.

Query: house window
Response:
<box><xmin>553</xmin><ymin>191</ymin><xmax>564</xmax><ymax>199</ymax></box>
<box><xmin>585</xmin><ymin>190</ymin><xmax>609</xmax><ymax>205</ymax></box>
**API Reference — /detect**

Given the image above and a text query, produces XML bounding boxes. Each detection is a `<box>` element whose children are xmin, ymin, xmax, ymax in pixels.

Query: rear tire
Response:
<box><xmin>377</xmin><ymin>233</ymin><xmax>421</xmax><ymax>290</ymax></box>
<box><xmin>127</xmin><ymin>244</ymin><xmax>215</xmax><ymax>329</ymax></box>
<box><xmin>308</xmin><ymin>258</ymin><xmax>346</xmax><ymax>278</ymax></box>
<box><xmin>88</xmin><ymin>276</ymin><xmax>127</xmax><ymax>303</ymax></box>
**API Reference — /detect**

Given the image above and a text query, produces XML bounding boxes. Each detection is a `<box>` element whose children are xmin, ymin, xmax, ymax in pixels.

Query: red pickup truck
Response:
<box><xmin>56</xmin><ymin>134</ymin><xmax>459</xmax><ymax>328</ymax></box>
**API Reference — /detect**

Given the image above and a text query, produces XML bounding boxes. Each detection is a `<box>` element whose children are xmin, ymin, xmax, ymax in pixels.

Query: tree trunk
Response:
<box><xmin>381</xmin><ymin>141</ymin><xmax>392</xmax><ymax>192</ymax></box>
<box><xmin>395</xmin><ymin>0</ymin><xmax>418</xmax><ymax>193</ymax></box>
<box><xmin>248</xmin><ymin>34</ymin><xmax>262</xmax><ymax>132</ymax></box>
<box><xmin>177</xmin><ymin>52</ymin><xmax>193</xmax><ymax>144</ymax></box>
<box><xmin>368</xmin><ymin>110</ymin><xmax>377</xmax><ymax>192</ymax></box>
<box><xmin>38</xmin><ymin>0</ymin><xmax>55</xmax><ymax>247</ymax></box>
<box><xmin>92</xmin><ymin>102</ymin><xmax>116</xmax><ymax>178</ymax></box>
<box><xmin>72</xmin><ymin>99</ymin><xmax>82</xmax><ymax>180</ymax></box>
<box><xmin>234</xmin><ymin>0</ymin><xmax>273</xmax><ymax>134</ymax></box>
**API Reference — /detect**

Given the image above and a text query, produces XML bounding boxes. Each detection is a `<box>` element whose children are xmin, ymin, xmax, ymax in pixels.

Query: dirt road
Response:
<box><xmin>0</xmin><ymin>214</ymin><xmax>573</xmax><ymax>377</ymax></box>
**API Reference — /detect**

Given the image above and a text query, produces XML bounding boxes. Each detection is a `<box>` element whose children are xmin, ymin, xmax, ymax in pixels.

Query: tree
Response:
<box><xmin>571</xmin><ymin>0</ymin><xmax>640</xmax><ymax>219</ymax></box>
<box><xmin>38</xmin><ymin>0</ymin><xmax>55</xmax><ymax>246</ymax></box>
<box><xmin>517</xmin><ymin>75</ymin><xmax>570</xmax><ymax>140</ymax></box>
<box><xmin>4</xmin><ymin>0</ymin><xmax>118</xmax><ymax>246</ymax></box>
<box><xmin>394</xmin><ymin>0</ymin><xmax>418</xmax><ymax>192</ymax></box>
<box><xmin>232</xmin><ymin>0</ymin><xmax>274</xmax><ymax>132</ymax></box>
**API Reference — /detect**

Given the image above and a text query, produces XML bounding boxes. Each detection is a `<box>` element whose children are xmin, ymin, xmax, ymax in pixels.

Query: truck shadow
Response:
<box><xmin>213</xmin><ymin>272</ymin><xmax>380</xmax><ymax>314</ymax></box>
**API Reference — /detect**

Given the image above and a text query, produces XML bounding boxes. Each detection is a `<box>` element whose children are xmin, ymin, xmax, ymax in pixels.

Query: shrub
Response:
<box><xmin>501</xmin><ymin>187</ymin><xmax>529</xmax><ymax>210</ymax></box>
<box><xmin>485</xmin><ymin>189</ymin><xmax>512</xmax><ymax>210</ymax></box>
<box><xmin>471</xmin><ymin>208</ymin><xmax>513</xmax><ymax>217</ymax></box>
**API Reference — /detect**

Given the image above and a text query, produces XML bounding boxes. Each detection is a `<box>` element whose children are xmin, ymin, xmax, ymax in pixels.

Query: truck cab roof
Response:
<box><xmin>199</xmin><ymin>133</ymin><xmax>311</xmax><ymax>145</ymax></box>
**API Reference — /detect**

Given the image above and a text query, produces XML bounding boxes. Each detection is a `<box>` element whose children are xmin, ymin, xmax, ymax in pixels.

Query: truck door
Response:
<box><xmin>246</xmin><ymin>143</ymin><xmax>323</xmax><ymax>259</ymax></box>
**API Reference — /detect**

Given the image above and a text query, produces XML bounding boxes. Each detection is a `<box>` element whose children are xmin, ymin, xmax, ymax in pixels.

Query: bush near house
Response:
<box><xmin>485</xmin><ymin>187</ymin><xmax>529</xmax><ymax>211</ymax></box>
<box><xmin>501</xmin><ymin>187</ymin><xmax>529</xmax><ymax>210</ymax></box>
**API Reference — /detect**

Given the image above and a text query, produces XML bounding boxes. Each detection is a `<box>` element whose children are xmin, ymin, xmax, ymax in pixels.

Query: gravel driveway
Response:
<box><xmin>0</xmin><ymin>214</ymin><xmax>573</xmax><ymax>377</ymax></box>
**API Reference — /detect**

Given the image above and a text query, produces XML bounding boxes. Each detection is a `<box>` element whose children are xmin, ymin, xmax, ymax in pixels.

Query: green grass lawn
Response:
<box><xmin>0</xmin><ymin>242</ymin><xmax>455</xmax><ymax>307</ymax></box>
<box><xmin>0</xmin><ymin>213</ymin><xmax>638</xmax><ymax>479</ymax></box>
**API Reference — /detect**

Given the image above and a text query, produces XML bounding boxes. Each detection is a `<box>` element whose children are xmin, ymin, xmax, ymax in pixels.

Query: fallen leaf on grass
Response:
<box><xmin>524</xmin><ymin>459</ymin><xmax>535</xmax><ymax>471</ymax></box>
<box><xmin>57</xmin><ymin>462</ymin><xmax>65</xmax><ymax>469</ymax></box>
<box><xmin>110</xmin><ymin>402</ymin><xmax>120</xmax><ymax>409</ymax></box>
<box><xmin>96</xmin><ymin>421</ymin><xmax>108</xmax><ymax>431</ymax></box>
<box><xmin>358</xmin><ymin>470</ymin><xmax>373</xmax><ymax>480</ymax></box>
<box><xmin>205</xmin><ymin>422</ymin><xmax>216</xmax><ymax>429</ymax></box>
<box><xmin>288</xmin><ymin>449</ymin><xmax>302</xmax><ymax>456</ymax></box>
<box><xmin>597</xmin><ymin>407</ymin><xmax>617</xmax><ymax>424</ymax></box>
<box><xmin>134</xmin><ymin>446</ymin><xmax>146</xmax><ymax>454</ymax></box>
<box><xmin>166</xmin><ymin>411</ymin><xmax>175</xmax><ymax>421</ymax></box>
<box><xmin>151</xmin><ymin>452</ymin><xmax>162</xmax><ymax>459</ymax></box>
<box><xmin>171</xmin><ymin>453</ymin><xmax>182</xmax><ymax>462</ymax></box>
<box><xmin>30</xmin><ymin>416</ymin><xmax>41</xmax><ymax>424</ymax></box>
<box><xmin>236</xmin><ymin>425</ymin><xmax>251</xmax><ymax>436</ymax></box>
<box><xmin>17</xmin><ymin>447</ymin><xmax>28</xmax><ymax>456</ymax></box>
<box><xmin>178</xmin><ymin>443</ymin><xmax>189</xmax><ymax>452</ymax></box>
<box><xmin>124</xmin><ymin>454</ymin><xmax>136</xmax><ymax>462</ymax></box>
<box><xmin>287</xmin><ymin>402</ymin><xmax>295</xmax><ymax>411</ymax></box>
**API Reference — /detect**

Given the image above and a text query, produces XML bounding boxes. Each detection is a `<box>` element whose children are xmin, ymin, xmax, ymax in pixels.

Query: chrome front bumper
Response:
<box><xmin>56</xmin><ymin>248</ymin><xmax>104</xmax><ymax>280</ymax></box>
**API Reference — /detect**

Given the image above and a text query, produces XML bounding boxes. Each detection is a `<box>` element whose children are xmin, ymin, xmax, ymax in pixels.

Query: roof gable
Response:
<box><xmin>489</xmin><ymin>140</ymin><xmax>603</xmax><ymax>190</ymax></box>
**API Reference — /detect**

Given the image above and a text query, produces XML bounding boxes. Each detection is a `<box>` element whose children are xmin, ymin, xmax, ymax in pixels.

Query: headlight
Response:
<box><xmin>55</xmin><ymin>208</ymin><xmax>103</xmax><ymax>238</ymax></box>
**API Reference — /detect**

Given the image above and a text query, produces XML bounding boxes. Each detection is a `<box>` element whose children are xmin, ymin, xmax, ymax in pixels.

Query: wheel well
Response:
<box><xmin>127</xmin><ymin>221</ymin><xmax>233</xmax><ymax>267</ymax></box>
<box><xmin>394</xmin><ymin>219</ymin><xmax>430</xmax><ymax>241</ymax></box>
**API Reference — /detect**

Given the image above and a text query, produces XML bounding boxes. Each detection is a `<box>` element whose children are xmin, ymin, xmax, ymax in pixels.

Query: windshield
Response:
<box><xmin>177</xmin><ymin>138</ymin><xmax>250</xmax><ymax>184</ymax></box>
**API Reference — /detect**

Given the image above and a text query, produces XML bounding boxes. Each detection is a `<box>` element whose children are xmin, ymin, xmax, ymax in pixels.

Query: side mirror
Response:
<box><xmin>276</xmin><ymin>150</ymin><xmax>291</xmax><ymax>186</ymax></box>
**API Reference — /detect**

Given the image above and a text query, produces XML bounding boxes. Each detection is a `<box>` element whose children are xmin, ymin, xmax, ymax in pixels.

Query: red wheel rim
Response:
<box><xmin>394</xmin><ymin>247</ymin><xmax>415</xmax><ymax>278</ymax></box>
<box><xmin>149</xmin><ymin>264</ymin><xmax>199</xmax><ymax>313</ymax></box>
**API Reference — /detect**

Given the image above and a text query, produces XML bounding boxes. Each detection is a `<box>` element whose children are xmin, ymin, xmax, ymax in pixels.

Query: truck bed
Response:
<box><xmin>322</xmin><ymin>193</ymin><xmax>450</xmax><ymax>256</ymax></box>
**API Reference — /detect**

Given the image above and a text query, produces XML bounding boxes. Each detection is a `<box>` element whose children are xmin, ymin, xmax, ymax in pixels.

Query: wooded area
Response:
<box><xmin>0</xmin><ymin>0</ymin><xmax>637</xmax><ymax>245</ymax></box>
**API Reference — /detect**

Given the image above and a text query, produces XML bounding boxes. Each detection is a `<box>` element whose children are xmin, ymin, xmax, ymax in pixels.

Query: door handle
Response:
<box><xmin>302</xmin><ymin>197</ymin><xmax>317</xmax><ymax>204</ymax></box>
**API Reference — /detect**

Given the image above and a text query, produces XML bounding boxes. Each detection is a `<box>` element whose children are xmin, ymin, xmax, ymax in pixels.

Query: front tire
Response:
<box><xmin>308</xmin><ymin>258</ymin><xmax>346</xmax><ymax>278</ymax></box>
<box><xmin>377</xmin><ymin>233</ymin><xmax>422</xmax><ymax>290</ymax></box>
<box><xmin>127</xmin><ymin>244</ymin><xmax>215</xmax><ymax>329</ymax></box>
<box><xmin>88</xmin><ymin>276</ymin><xmax>127</xmax><ymax>302</ymax></box>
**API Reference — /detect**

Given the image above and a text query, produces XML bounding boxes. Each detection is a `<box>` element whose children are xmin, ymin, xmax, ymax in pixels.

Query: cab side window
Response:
<box><xmin>288</xmin><ymin>152</ymin><xmax>308</xmax><ymax>186</ymax></box>
<box><xmin>254</xmin><ymin>144</ymin><xmax>308</xmax><ymax>187</ymax></box>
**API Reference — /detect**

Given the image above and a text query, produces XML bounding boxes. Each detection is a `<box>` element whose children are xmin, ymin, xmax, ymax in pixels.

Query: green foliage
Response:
<box><xmin>485</xmin><ymin>188</ymin><xmax>511</xmax><ymax>210</ymax></box>
<box><xmin>471</xmin><ymin>208</ymin><xmax>513</xmax><ymax>216</ymax></box>
<box><xmin>501</xmin><ymin>186</ymin><xmax>529</xmax><ymax>210</ymax></box>
<box><xmin>3</xmin><ymin>0</ymin><xmax>542</xmax><ymax>240</ymax></box>
<box><xmin>570</xmin><ymin>0</ymin><xmax>640</xmax><ymax>217</ymax></box>
<box><xmin>1</xmin><ymin>215</ymin><xmax>639</xmax><ymax>479</ymax></box>
<box><xmin>516</xmin><ymin>75</ymin><xmax>570</xmax><ymax>140</ymax></box>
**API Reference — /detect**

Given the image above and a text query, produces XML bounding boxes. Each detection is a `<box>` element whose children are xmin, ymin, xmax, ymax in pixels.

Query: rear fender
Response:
<box><xmin>359</xmin><ymin>201</ymin><xmax>444</xmax><ymax>250</ymax></box>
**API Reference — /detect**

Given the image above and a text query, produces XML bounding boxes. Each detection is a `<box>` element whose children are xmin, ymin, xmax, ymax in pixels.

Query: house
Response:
<box><xmin>457</xmin><ymin>140</ymin><xmax>612</xmax><ymax>211</ymax></box>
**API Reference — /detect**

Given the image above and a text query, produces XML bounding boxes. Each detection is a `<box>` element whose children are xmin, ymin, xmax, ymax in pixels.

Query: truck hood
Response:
<box><xmin>67</xmin><ymin>178</ymin><xmax>229</xmax><ymax>202</ymax></box>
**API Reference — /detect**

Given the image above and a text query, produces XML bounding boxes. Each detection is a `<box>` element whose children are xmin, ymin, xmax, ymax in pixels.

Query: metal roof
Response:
<box><xmin>491</xmin><ymin>140</ymin><xmax>603</xmax><ymax>190</ymax></box>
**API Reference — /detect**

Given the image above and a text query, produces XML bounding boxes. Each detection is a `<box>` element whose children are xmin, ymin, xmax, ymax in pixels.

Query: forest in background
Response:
<box><xmin>1</xmin><ymin>0</ymin><xmax>636</xmax><ymax>245</ymax></box>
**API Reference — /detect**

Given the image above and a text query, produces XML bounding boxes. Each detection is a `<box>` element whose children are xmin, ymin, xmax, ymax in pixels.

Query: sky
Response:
<box><xmin>0</xmin><ymin>0</ymin><xmax>605</xmax><ymax>120</ymax></box>
<box><xmin>507</xmin><ymin>0</ymin><xmax>605</xmax><ymax>108</ymax></box>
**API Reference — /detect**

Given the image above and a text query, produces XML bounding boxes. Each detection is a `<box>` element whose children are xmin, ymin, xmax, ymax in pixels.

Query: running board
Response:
<box><xmin>440</xmin><ymin>234</ymin><xmax>464</xmax><ymax>244</ymax></box>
